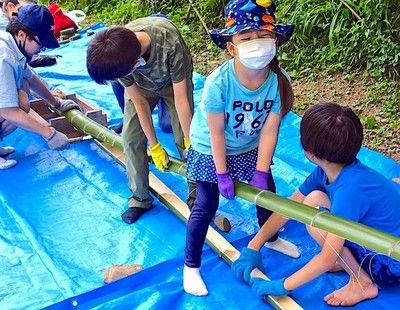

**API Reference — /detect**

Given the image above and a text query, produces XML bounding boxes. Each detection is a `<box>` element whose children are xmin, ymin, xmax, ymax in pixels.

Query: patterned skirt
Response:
<box><xmin>186</xmin><ymin>147</ymin><xmax>258</xmax><ymax>183</ymax></box>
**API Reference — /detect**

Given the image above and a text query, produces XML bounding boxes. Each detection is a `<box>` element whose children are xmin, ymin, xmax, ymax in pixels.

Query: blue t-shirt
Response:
<box><xmin>190</xmin><ymin>59</ymin><xmax>281</xmax><ymax>155</ymax></box>
<box><xmin>299</xmin><ymin>159</ymin><xmax>400</xmax><ymax>237</ymax></box>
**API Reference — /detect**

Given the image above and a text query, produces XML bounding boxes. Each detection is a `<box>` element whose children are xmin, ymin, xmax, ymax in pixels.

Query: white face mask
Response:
<box><xmin>233</xmin><ymin>38</ymin><xmax>276</xmax><ymax>70</ymax></box>
<box><xmin>126</xmin><ymin>57</ymin><xmax>146</xmax><ymax>76</ymax></box>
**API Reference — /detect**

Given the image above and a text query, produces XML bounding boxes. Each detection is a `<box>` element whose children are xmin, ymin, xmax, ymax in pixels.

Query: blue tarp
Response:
<box><xmin>1</xmin><ymin>23</ymin><xmax>399</xmax><ymax>309</ymax></box>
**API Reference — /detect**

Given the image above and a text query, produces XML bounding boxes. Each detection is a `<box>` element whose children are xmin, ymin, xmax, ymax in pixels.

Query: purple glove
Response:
<box><xmin>216</xmin><ymin>171</ymin><xmax>235</xmax><ymax>199</ymax></box>
<box><xmin>249</xmin><ymin>170</ymin><xmax>270</xmax><ymax>190</ymax></box>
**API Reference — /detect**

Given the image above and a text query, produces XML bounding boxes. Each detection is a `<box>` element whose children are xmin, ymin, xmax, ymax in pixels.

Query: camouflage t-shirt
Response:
<box><xmin>119</xmin><ymin>17</ymin><xmax>193</xmax><ymax>92</ymax></box>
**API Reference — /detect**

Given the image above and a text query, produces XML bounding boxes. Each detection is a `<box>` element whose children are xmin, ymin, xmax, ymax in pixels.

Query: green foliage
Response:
<box><xmin>279</xmin><ymin>0</ymin><xmax>400</xmax><ymax>80</ymax></box>
<box><xmin>50</xmin><ymin>0</ymin><xmax>398</xmax><ymax>155</ymax></box>
<box><xmin>56</xmin><ymin>0</ymin><xmax>400</xmax><ymax>81</ymax></box>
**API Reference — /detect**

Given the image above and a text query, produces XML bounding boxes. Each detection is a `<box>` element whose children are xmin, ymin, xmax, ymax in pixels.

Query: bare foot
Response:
<box><xmin>328</xmin><ymin>261</ymin><xmax>344</xmax><ymax>273</ymax></box>
<box><xmin>324</xmin><ymin>280</ymin><xmax>378</xmax><ymax>306</ymax></box>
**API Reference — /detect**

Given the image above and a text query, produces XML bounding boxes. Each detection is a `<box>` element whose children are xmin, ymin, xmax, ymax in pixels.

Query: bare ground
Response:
<box><xmin>292</xmin><ymin>74</ymin><xmax>400</xmax><ymax>163</ymax></box>
<box><xmin>193</xmin><ymin>52</ymin><xmax>400</xmax><ymax>163</ymax></box>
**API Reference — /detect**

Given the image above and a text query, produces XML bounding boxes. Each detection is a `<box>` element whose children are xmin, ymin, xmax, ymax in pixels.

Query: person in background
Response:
<box><xmin>232</xmin><ymin>102</ymin><xmax>400</xmax><ymax>306</ymax></box>
<box><xmin>47</xmin><ymin>1</ymin><xmax>78</xmax><ymax>39</ymax></box>
<box><xmin>183</xmin><ymin>0</ymin><xmax>299</xmax><ymax>296</ymax></box>
<box><xmin>0</xmin><ymin>0</ymin><xmax>38</xmax><ymax>29</ymax></box>
<box><xmin>0</xmin><ymin>1</ymin><xmax>21</xmax><ymax>168</ymax></box>
<box><xmin>86</xmin><ymin>15</ymin><xmax>195</xmax><ymax>223</ymax></box>
<box><xmin>0</xmin><ymin>4</ymin><xmax>81</xmax><ymax>169</ymax></box>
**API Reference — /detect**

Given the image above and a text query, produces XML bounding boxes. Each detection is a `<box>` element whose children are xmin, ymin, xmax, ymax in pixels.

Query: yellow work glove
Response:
<box><xmin>183</xmin><ymin>138</ymin><xmax>191</xmax><ymax>160</ymax></box>
<box><xmin>149</xmin><ymin>142</ymin><xmax>169</xmax><ymax>171</ymax></box>
<box><xmin>184</xmin><ymin>138</ymin><xmax>191</xmax><ymax>150</ymax></box>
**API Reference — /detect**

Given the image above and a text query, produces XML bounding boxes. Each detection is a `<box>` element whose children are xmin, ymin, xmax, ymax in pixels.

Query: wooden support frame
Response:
<box><xmin>30</xmin><ymin>94</ymin><xmax>108</xmax><ymax>142</ymax></box>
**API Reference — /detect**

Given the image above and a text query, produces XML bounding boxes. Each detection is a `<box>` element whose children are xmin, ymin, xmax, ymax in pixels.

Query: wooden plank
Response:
<box><xmin>96</xmin><ymin>140</ymin><xmax>303</xmax><ymax>310</ymax></box>
<box><xmin>29</xmin><ymin>94</ymin><xmax>108</xmax><ymax>141</ymax></box>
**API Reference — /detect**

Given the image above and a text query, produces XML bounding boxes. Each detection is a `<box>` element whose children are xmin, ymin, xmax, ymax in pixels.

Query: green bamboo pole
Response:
<box><xmin>64</xmin><ymin>108</ymin><xmax>123</xmax><ymax>149</ymax></box>
<box><xmin>62</xmin><ymin>108</ymin><xmax>400</xmax><ymax>262</ymax></box>
<box><xmin>168</xmin><ymin>158</ymin><xmax>400</xmax><ymax>262</ymax></box>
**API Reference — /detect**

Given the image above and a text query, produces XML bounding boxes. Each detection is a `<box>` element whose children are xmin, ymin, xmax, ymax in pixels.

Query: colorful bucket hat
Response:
<box><xmin>209</xmin><ymin>0</ymin><xmax>295</xmax><ymax>49</ymax></box>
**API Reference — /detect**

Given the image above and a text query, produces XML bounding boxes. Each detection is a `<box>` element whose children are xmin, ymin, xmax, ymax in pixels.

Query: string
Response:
<box><xmin>315</xmin><ymin>228</ymin><xmax>381</xmax><ymax>294</ymax></box>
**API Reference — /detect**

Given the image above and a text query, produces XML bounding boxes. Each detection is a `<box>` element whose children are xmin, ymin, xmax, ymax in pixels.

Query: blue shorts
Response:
<box><xmin>318</xmin><ymin>206</ymin><xmax>400</xmax><ymax>284</ymax></box>
<box><xmin>345</xmin><ymin>241</ymin><xmax>400</xmax><ymax>285</ymax></box>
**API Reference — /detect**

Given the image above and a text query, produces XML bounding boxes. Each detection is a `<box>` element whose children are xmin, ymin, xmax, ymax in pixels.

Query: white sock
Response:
<box><xmin>264</xmin><ymin>237</ymin><xmax>300</xmax><ymax>258</ymax></box>
<box><xmin>183</xmin><ymin>265</ymin><xmax>208</xmax><ymax>296</ymax></box>
<box><xmin>0</xmin><ymin>157</ymin><xmax>17</xmax><ymax>169</ymax></box>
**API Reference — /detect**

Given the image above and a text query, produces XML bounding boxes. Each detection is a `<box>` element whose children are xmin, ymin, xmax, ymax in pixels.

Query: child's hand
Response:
<box><xmin>249</xmin><ymin>169</ymin><xmax>270</xmax><ymax>190</ymax></box>
<box><xmin>216</xmin><ymin>171</ymin><xmax>234</xmax><ymax>199</ymax></box>
<box><xmin>149</xmin><ymin>142</ymin><xmax>170</xmax><ymax>171</ymax></box>
<box><xmin>249</xmin><ymin>277</ymin><xmax>289</xmax><ymax>297</ymax></box>
<box><xmin>182</xmin><ymin>138</ymin><xmax>190</xmax><ymax>160</ymax></box>
<box><xmin>232</xmin><ymin>247</ymin><xmax>264</xmax><ymax>282</ymax></box>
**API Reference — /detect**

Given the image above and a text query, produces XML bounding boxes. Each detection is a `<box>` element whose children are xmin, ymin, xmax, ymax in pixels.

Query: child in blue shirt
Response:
<box><xmin>232</xmin><ymin>102</ymin><xmax>400</xmax><ymax>306</ymax></box>
<box><xmin>183</xmin><ymin>0</ymin><xmax>299</xmax><ymax>296</ymax></box>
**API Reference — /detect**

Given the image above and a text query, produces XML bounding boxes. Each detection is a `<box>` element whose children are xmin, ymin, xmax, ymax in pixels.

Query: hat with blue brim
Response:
<box><xmin>210</xmin><ymin>0</ymin><xmax>294</xmax><ymax>49</ymax></box>
<box><xmin>17</xmin><ymin>4</ymin><xmax>59</xmax><ymax>49</ymax></box>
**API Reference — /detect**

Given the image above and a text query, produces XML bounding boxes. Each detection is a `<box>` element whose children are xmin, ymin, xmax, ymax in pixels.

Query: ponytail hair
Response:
<box><xmin>269</xmin><ymin>57</ymin><xmax>294</xmax><ymax>116</ymax></box>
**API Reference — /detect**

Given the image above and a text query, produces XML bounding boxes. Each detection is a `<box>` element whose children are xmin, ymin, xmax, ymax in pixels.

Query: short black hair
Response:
<box><xmin>3</xmin><ymin>0</ymin><xmax>20</xmax><ymax>6</ymax></box>
<box><xmin>300</xmin><ymin>102</ymin><xmax>363</xmax><ymax>164</ymax></box>
<box><xmin>86</xmin><ymin>27</ymin><xmax>141</xmax><ymax>84</ymax></box>
<box><xmin>6</xmin><ymin>17</ymin><xmax>37</xmax><ymax>38</ymax></box>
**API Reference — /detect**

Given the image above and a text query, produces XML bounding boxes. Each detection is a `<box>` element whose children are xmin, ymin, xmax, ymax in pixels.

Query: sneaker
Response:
<box><xmin>121</xmin><ymin>206</ymin><xmax>151</xmax><ymax>224</ymax></box>
<box><xmin>264</xmin><ymin>237</ymin><xmax>300</xmax><ymax>258</ymax></box>
<box><xmin>0</xmin><ymin>157</ymin><xmax>17</xmax><ymax>169</ymax></box>
<box><xmin>213</xmin><ymin>215</ymin><xmax>232</xmax><ymax>232</ymax></box>
<box><xmin>0</xmin><ymin>146</ymin><xmax>15</xmax><ymax>157</ymax></box>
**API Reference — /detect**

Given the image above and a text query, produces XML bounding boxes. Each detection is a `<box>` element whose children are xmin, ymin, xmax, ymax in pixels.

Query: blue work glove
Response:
<box><xmin>216</xmin><ymin>171</ymin><xmax>234</xmax><ymax>199</ymax></box>
<box><xmin>249</xmin><ymin>169</ymin><xmax>270</xmax><ymax>190</ymax></box>
<box><xmin>250</xmin><ymin>277</ymin><xmax>289</xmax><ymax>297</ymax></box>
<box><xmin>45</xmin><ymin>127</ymin><xmax>69</xmax><ymax>150</ymax></box>
<box><xmin>57</xmin><ymin>98</ymin><xmax>82</xmax><ymax>113</ymax></box>
<box><xmin>232</xmin><ymin>247</ymin><xmax>264</xmax><ymax>282</ymax></box>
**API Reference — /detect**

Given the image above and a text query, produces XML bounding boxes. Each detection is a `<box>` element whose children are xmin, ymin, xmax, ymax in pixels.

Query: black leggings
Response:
<box><xmin>184</xmin><ymin>175</ymin><xmax>278</xmax><ymax>268</ymax></box>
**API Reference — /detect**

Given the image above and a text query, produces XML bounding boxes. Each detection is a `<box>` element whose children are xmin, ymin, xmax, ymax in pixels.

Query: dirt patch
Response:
<box><xmin>292</xmin><ymin>73</ymin><xmax>399</xmax><ymax>162</ymax></box>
